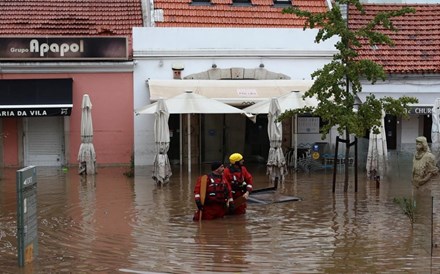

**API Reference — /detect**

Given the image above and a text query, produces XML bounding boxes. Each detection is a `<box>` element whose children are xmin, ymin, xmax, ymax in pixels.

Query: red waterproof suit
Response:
<box><xmin>224</xmin><ymin>164</ymin><xmax>253</xmax><ymax>215</ymax></box>
<box><xmin>193</xmin><ymin>173</ymin><xmax>233</xmax><ymax>221</ymax></box>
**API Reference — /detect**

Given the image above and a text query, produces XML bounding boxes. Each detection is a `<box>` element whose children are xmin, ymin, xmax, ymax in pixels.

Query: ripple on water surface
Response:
<box><xmin>0</xmin><ymin>165</ymin><xmax>439</xmax><ymax>273</ymax></box>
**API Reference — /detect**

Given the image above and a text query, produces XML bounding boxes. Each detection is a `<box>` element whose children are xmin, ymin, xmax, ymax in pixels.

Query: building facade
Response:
<box><xmin>133</xmin><ymin>27</ymin><xmax>339</xmax><ymax>166</ymax></box>
<box><xmin>134</xmin><ymin>0</ymin><xmax>440</xmax><ymax>166</ymax></box>
<box><xmin>351</xmin><ymin>3</ymin><xmax>440</xmax><ymax>152</ymax></box>
<box><xmin>0</xmin><ymin>0</ymin><xmax>143</xmax><ymax>167</ymax></box>
<box><xmin>134</xmin><ymin>0</ymin><xmax>337</xmax><ymax>166</ymax></box>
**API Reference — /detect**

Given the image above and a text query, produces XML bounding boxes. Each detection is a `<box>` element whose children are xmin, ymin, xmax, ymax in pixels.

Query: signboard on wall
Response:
<box><xmin>16</xmin><ymin>166</ymin><xmax>38</xmax><ymax>267</ymax></box>
<box><xmin>298</xmin><ymin>117</ymin><xmax>320</xmax><ymax>134</ymax></box>
<box><xmin>407</xmin><ymin>106</ymin><xmax>432</xmax><ymax>115</ymax></box>
<box><xmin>0</xmin><ymin>78</ymin><xmax>73</xmax><ymax>117</ymax></box>
<box><xmin>0</xmin><ymin>37</ymin><xmax>128</xmax><ymax>60</ymax></box>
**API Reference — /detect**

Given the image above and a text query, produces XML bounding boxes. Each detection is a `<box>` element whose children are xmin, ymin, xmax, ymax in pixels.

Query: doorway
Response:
<box><xmin>168</xmin><ymin>114</ymin><xmax>180</xmax><ymax>165</ymax></box>
<box><xmin>201</xmin><ymin>114</ymin><xmax>246</xmax><ymax>163</ymax></box>
<box><xmin>385</xmin><ymin>114</ymin><xmax>397</xmax><ymax>149</ymax></box>
<box><xmin>423</xmin><ymin>114</ymin><xmax>432</xmax><ymax>143</ymax></box>
<box><xmin>244</xmin><ymin>115</ymin><xmax>269</xmax><ymax>163</ymax></box>
<box><xmin>24</xmin><ymin>117</ymin><xmax>64</xmax><ymax>166</ymax></box>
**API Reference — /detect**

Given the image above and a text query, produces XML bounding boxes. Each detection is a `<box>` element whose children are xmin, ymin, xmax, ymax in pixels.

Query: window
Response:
<box><xmin>274</xmin><ymin>0</ymin><xmax>292</xmax><ymax>6</ymax></box>
<box><xmin>233</xmin><ymin>0</ymin><xmax>252</xmax><ymax>5</ymax></box>
<box><xmin>192</xmin><ymin>0</ymin><xmax>211</xmax><ymax>5</ymax></box>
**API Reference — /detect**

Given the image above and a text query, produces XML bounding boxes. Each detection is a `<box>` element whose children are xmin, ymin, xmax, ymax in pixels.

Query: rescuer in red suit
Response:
<box><xmin>224</xmin><ymin>153</ymin><xmax>253</xmax><ymax>215</ymax></box>
<box><xmin>193</xmin><ymin>161</ymin><xmax>234</xmax><ymax>221</ymax></box>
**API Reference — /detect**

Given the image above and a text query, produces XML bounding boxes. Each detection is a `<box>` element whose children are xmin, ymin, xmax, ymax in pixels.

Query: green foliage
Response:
<box><xmin>393</xmin><ymin>197</ymin><xmax>416</xmax><ymax>226</ymax></box>
<box><xmin>123</xmin><ymin>153</ymin><xmax>135</xmax><ymax>177</ymax></box>
<box><xmin>281</xmin><ymin>0</ymin><xmax>417</xmax><ymax>139</ymax></box>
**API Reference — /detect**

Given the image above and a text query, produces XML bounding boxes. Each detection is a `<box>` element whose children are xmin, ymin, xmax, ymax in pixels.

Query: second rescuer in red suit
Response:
<box><xmin>193</xmin><ymin>161</ymin><xmax>233</xmax><ymax>221</ymax></box>
<box><xmin>224</xmin><ymin>153</ymin><xmax>253</xmax><ymax>215</ymax></box>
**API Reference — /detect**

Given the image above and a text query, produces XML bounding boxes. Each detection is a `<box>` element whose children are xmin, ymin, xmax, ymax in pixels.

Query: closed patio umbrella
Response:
<box><xmin>366</xmin><ymin>110</ymin><xmax>387</xmax><ymax>178</ymax></box>
<box><xmin>431</xmin><ymin>98</ymin><xmax>440</xmax><ymax>167</ymax></box>
<box><xmin>266</xmin><ymin>98</ymin><xmax>287</xmax><ymax>182</ymax></box>
<box><xmin>78</xmin><ymin>94</ymin><xmax>96</xmax><ymax>175</ymax></box>
<box><xmin>152</xmin><ymin>99</ymin><xmax>172</xmax><ymax>184</ymax></box>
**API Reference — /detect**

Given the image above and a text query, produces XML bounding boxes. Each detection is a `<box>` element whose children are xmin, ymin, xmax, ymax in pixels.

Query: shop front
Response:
<box><xmin>0</xmin><ymin>78</ymin><xmax>72</xmax><ymax>166</ymax></box>
<box><xmin>145</xmin><ymin>79</ymin><xmax>321</xmax><ymax>165</ymax></box>
<box><xmin>133</xmin><ymin>27</ymin><xmax>338</xmax><ymax>166</ymax></box>
<box><xmin>358</xmin><ymin>91</ymin><xmax>439</xmax><ymax>152</ymax></box>
<box><xmin>0</xmin><ymin>36</ymin><xmax>134</xmax><ymax>168</ymax></box>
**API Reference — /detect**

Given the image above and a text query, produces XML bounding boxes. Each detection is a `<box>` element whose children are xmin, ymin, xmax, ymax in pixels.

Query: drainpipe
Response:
<box><xmin>143</xmin><ymin>0</ymin><xmax>152</xmax><ymax>27</ymax></box>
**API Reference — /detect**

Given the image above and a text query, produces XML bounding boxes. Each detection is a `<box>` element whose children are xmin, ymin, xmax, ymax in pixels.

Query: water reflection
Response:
<box><xmin>0</xmin><ymin>159</ymin><xmax>439</xmax><ymax>273</ymax></box>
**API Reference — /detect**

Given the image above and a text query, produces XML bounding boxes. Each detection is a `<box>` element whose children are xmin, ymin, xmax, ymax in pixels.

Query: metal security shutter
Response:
<box><xmin>25</xmin><ymin>117</ymin><xmax>64</xmax><ymax>166</ymax></box>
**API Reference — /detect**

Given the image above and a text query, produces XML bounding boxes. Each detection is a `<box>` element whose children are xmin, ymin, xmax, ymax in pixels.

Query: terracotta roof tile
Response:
<box><xmin>153</xmin><ymin>0</ymin><xmax>328</xmax><ymax>28</ymax></box>
<box><xmin>349</xmin><ymin>4</ymin><xmax>440</xmax><ymax>75</ymax></box>
<box><xmin>0</xmin><ymin>0</ymin><xmax>144</xmax><ymax>56</ymax></box>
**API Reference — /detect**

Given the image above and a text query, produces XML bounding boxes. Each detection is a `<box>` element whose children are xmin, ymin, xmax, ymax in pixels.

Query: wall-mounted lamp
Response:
<box><xmin>172</xmin><ymin>63</ymin><xmax>184</xmax><ymax>79</ymax></box>
<box><xmin>172</xmin><ymin>63</ymin><xmax>184</xmax><ymax>70</ymax></box>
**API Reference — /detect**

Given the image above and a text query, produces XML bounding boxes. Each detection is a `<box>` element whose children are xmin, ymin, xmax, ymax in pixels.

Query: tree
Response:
<box><xmin>281</xmin><ymin>0</ymin><xmax>418</xmax><ymax>191</ymax></box>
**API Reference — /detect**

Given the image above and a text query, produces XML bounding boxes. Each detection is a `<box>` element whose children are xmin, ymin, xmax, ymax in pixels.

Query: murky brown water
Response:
<box><xmin>1</xmin><ymin>155</ymin><xmax>440</xmax><ymax>273</ymax></box>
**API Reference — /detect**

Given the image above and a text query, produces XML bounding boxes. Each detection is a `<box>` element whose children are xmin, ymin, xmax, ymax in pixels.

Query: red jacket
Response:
<box><xmin>194</xmin><ymin>172</ymin><xmax>232</xmax><ymax>205</ymax></box>
<box><xmin>224</xmin><ymin>164</ymin><xmax>253</xmax><ymax>195</ymax></box>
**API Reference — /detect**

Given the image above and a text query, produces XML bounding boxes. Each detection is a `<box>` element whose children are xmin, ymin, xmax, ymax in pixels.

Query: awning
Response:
<box><xmin>0</xmin><ymin>78</ymin><xmax>73</xmax><ymax>117</ymax></box>
<box><xmin>147</xmin><ymin>79</ymin><xmax>314</xmax><ymax>107</ymax></box>
<box><xmin>357</xmin><ymin>91</ymin><xmax>439</xmax><ymax>114</ymax></box>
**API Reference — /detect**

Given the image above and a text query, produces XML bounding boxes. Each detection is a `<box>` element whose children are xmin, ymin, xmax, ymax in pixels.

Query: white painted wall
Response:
<box><xmin>360</xmin><ymin>78</ymin><xmax>440</xmax><ymax>97</ymax></box>
<box><xmin>134</xmin><ymin>27</ymin><xmax>338</xmax><ymax>53</ymax></box>
<box><xmin>360</xmin><ymin>76</ymin><xmax>440</xmax><ymax>150</ymax></box>
<box><xmin>400</xmin><ymin>116</ymin><xmax>419</xmax><ymax>152</ymax></box>
<box><xmin>362</xmin><ymin>0</ymin><xmax>440</xmax><ymax>3</ymax></box>
<box><xmin>133</xmin><ymin>27</ymin><xmax>339</xmax><ymax>165</ymax></box>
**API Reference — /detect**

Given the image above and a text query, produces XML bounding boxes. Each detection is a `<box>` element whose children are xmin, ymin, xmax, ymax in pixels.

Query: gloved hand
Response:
<box><xmin>196</xmin><ymin>200</ymin><xmax>203</xmax><ymax>211</ymax></box>
<box><xmin>228</xmin><ymin>202</ymin><xmax>235</xmax><ymax>213</ymax></box>
<box><xmin>243</xmin><ymin>191</ymin><xmax>249</xmax><ymax>199</ymax></box>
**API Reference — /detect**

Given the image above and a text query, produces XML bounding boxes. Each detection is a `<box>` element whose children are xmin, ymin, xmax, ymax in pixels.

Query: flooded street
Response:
<box><xmin>1</xmin><ymin>154</ymin><xmax>440</xmax><ymax>273</ymax></box>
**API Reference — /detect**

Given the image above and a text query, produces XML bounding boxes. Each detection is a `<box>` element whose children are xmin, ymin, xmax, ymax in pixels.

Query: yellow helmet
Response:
<box><xmin>229</xmin><ymin>153</ymin><xmax>243</xmax><ymax>164</ymax></box>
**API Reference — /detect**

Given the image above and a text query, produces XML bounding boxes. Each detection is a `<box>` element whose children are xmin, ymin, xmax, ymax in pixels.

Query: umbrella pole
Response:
<box><xmin>180</xmin><ymin>115</ymin><xmax>183</xmax><ymax>167</ymax></box>
<box><xmin>290</xmin><ymin>117</ymin><xmax>293</xmax><ymax>149</ymax></box>
<box><xmin>294</xmin><ymin>114</ymin><xmax>298</xmax><ymax>170</ymax></box>
<box><xmin>291</xmin><ymin>116</ymin><xmax>294</xmax><ymax>165</ymax></box>
<box><xmin>188</xmin><ymin>114</ymin><xmax>191</xmax><ymax>173</ymax></box>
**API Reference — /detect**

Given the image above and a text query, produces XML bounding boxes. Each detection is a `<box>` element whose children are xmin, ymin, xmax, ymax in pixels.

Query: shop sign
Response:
<box><xmin>407</xmin><ymin>106</ymin><xmax>432</xmax><ymax>115</ymax></box>
<box><xmin>0</xmin><ymin>37</ymin><xmax>128</xmax><ymax>60</ymax></box>
<box><xmin>298</xmin><ymin>117</ymin><xmax>320</xmax><ymax>134</ymax></box>
<box><xmin>0</xmin><ymin>107</ymin><xmax>71</xmax><ymax>117</ymax></box>
<box><xmin>16</xmin><ymin>166</ymin><xmax>38</xmax><ymax>267</ymax></box>
<box><xmin>0</xmin><ymin>78</ymin><xmax>73</xmax><ymax>117</ymax></box>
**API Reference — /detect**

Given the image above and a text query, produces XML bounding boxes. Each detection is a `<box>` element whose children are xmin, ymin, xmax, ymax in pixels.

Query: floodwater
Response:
<box><xmin>1</xmin><ymin>154</ymin><xmax>440</xmax><ymax>273</ymax></box>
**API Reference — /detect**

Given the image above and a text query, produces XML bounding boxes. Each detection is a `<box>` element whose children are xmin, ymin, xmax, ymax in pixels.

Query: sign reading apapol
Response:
<box><xmin>0</xmin><ymin>37</ymin><xmax>128</xmax><ymax>60</ymax></box>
